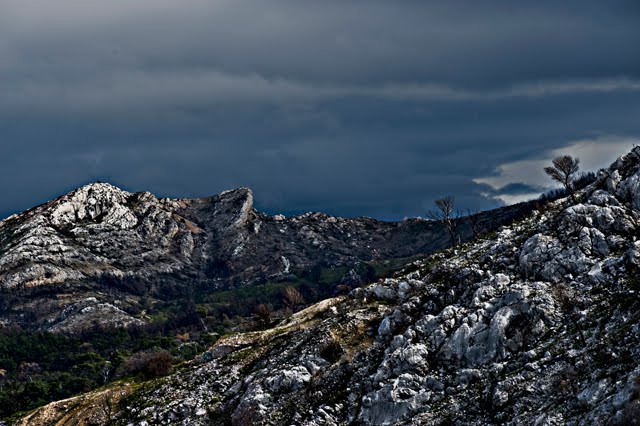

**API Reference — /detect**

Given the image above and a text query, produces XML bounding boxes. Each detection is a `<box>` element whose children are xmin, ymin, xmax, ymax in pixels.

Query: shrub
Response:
<box><xmin>116</xmin><ymin>349</ymin><xmax>173</xmax><ymax>379</ymax></box>
<box><xmin>254</xmin><ymin>304</ymin><xmax>272</xmax><ymax>325</ymax></box>
<box><xmin>320</xmin><ymin>340</ymin><xmax>344</xmax><ymax>363</ymax></box>
<box><xmin>282</xmin><ymin>287</ymin><xmax>305</xmax><ymax>310</ymax></box>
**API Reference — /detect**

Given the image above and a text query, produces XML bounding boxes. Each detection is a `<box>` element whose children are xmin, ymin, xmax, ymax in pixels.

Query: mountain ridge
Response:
<box><xmin>0</xmin><ymin>180</ymin><xmax>531</xmax><ymax>333</ymax></box>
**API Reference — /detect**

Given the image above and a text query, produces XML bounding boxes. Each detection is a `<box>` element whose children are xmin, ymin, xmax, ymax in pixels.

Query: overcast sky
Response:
<box><xmin>1</xmin><ymin>1</ymin><xmax>640</xmax><ymax>220</ymax></box>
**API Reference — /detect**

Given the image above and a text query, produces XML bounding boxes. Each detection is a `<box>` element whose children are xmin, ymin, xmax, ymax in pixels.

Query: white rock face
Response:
<box><xmin>232</xmin><ymin>188</ymin><xmax>254</xmax><ymax>228</ymax></box>
<box><xmin>281</xmin><ymin>256</ymin><xmax>291</xmax><ymax>274</ymax></box>
<box><xmin>50</xmin><ymin>183</ymin><xmax>137</xmax><ymax>228</ymax></box>
<box><xmin>519</xmin><ymin>234</ymin><xmax>563</xmax><ymax>281</ymax></box>
<box><xmin>266</xmin><ymin>366</ymin><xmax>311</xmax><ymax>393</ymax></box>
<box><xmin>0</xmin><ymin>183</ymin><xmax>191</xmax><ymax>289</ymax></box>
<box><xmin>0</xmin><ymin>182</ymin><xmax>213</xmax><ymax>331</ymax></box>
<box><xmin>48</xmin><ymin>298</ymin><xmax>144</xmax><ymax>333</ymax></box>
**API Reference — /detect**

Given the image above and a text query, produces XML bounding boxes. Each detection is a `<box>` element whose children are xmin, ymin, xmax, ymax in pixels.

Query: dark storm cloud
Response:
<box><xmin>1</xmin><ymin>0</ymin><xmax>640</xmax><ymax>220</ymax></box>
<box><xmin>492</xmin><ymin>183</ymin><xmax>548</xmax><ymax>197</ymax></box>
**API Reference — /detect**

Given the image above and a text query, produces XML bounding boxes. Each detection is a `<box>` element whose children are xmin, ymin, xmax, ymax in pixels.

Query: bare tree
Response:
<box><xmin>466</xmin><ymin>209</ymin><xmax>481</xmax><ymax>239</ymax></box>
<box><xmin>282</xmin><ymin>287</ymin><xmax>305</xmax><ymax>310</ymax></box>
<box><xmin>427</xmin><ymin>196</ymin><xmax>458</xmax><ymax>247</ymax></box>
<box><xmin>544</xmin><ymin>155</ymin><xmax>580</xmax><ymax>200</ymax></box>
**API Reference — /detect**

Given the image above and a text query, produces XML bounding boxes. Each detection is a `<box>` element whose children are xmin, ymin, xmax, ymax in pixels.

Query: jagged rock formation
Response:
<box><xmin>17</xmin><ymin>147</ymin><xmax>640</xmax><ymax>425</ymax></box>
<box><xmin>0</xmin><ymin>180</ymin><xmax>526</xmax><ymax>333</ymax></box>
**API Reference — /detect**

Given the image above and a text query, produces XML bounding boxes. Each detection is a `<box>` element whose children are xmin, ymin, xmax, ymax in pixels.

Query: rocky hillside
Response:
<box><xmin>0</xmin><ymin>181</ymin><xmax>527</xmax><ymax>333</ymax></box>
<box><xmin>16</xmin><ymin>147</ymin><xmax>640</xmax><ymax>425</ymax></box>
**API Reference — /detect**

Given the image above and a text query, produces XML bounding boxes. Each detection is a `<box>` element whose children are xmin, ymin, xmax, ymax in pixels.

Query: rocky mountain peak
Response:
<box><xmin>48</xmin><ymin>182</ymin><xmax>137</xmax><ymax>229</ymax></box>
<box><xmin>212</xmin><ymin>187</ymin><xmax>254</xmax><ymax>228</ymax></box>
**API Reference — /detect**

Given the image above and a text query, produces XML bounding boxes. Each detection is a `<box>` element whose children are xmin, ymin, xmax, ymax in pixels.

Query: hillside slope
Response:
<box><xmin>17</xmin><ymin>147</ymin><xmax>640</xmax><ymax>425</ymax></box>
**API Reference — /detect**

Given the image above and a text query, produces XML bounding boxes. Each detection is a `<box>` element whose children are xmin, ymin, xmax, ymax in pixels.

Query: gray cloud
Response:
<box><xmin>493</xmin><ymin>183</ymin><xmax>549</xmax><ymax>196</ymax></box>
<box><xmin>476</xmin><ymin>137</ymin><xmax>638</xmax><ymax>204</ymax></box>
<box><xmin>1</xmin><ymin>1</ymin><xmax>640</xmax><ymax>220</ymax></box>
<box><xmin>3</xmin><ymin>69</ymin><xmax>640</xmax><ymax>115</ymax></box>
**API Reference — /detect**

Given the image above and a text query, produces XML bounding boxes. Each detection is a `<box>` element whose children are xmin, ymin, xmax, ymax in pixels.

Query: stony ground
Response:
<box><xmin>17</xmin><ymin>148</ymin><xmax>640</xmax><ymax>425</ymax></box>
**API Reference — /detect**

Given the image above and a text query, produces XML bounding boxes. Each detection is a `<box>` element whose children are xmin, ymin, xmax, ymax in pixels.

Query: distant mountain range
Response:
<box><xmin>0</xmin><ymin>180</ymin><xmax>529</xmax><ymax>333</ymax></box>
